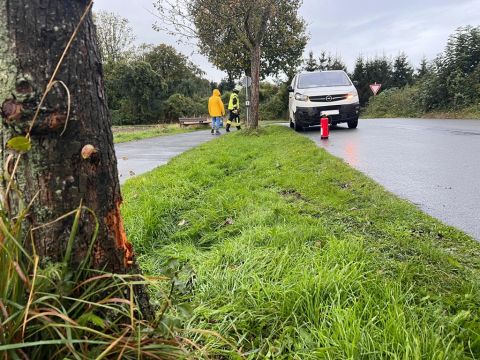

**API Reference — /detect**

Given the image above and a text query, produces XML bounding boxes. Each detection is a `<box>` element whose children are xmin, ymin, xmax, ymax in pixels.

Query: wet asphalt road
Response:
<box><xmin>115</xmin><ymin>130</ymin><xmax>214</xmax><ymax>184</ymax></box>
<box><xmin>302</xmin><ymin>118</ymin><xmax>480</xmax><ymax>240</ymax></box>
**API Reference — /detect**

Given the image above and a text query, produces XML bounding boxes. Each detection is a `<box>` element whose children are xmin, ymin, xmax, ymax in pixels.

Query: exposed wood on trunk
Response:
<box><xmin>105</xmin><ymin>199</ymin><xmax>134</xmax><ymax>267</ymax></box>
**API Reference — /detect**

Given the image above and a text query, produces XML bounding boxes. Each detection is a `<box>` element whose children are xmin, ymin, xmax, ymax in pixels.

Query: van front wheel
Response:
<box><xmin>348</xmin><ymin>117</ymin><xmax>359</xmax><ymax>129</ymax></box>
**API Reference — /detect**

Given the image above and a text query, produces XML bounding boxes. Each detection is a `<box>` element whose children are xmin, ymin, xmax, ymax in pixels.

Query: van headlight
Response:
<box><xmin>346</xmin><ymin>92</ymin><xmax>358</xmax><ymax>101</ymax></box>
<box><xmin>295</xmin><ymin>93</ymin><xmax>309</xmax><ymax>102</ymax></box>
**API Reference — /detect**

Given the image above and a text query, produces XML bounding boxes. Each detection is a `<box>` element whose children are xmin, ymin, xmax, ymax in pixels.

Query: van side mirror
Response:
<box><xmin>353</xmin><ymin>80</ymin><xmax>359</xmax><ymax>86</ymax></box>
<box><xmin>287</xmin><ymin>86</ymin><xmax>294</xmax><ymax>92</ymax></box>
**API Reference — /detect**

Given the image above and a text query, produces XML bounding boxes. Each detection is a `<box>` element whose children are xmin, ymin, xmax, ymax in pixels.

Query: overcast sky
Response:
<box><xmin>94</xmin><ymin>0</ymin><xmax>480</xmax><ymax>81</ymax></box>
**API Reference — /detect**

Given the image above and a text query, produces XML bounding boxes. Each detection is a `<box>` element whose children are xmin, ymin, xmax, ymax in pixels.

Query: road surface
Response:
<box><xmin>116</xmin><ymin>130</ymin><xmax>214</xmax><ymax>184</ymax></box>
<box><xmin>302</xmin><ymin>118</ymin><xmax>480</xmax><ymax>240</ymax></box>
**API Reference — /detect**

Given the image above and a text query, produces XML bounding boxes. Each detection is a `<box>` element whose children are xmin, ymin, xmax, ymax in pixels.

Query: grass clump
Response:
<box><xmin>113</xmin><ymin>124</ymin><xmax>204</xmax><ymax>144</ymax></box>
<box><xmin>122</xmin><ymin>126</ymin><xmax>480</xmax><ymax>359</ymax></box>
<box><xmin>0</xmin><ymin>203</ymin><xmax>198</xmax><ymax>359</ymax></box>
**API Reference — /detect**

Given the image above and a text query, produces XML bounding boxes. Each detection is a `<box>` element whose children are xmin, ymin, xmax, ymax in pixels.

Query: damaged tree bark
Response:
<box><xmin>0</xmin><ymin>0</ymin><xmax>152</xmax><ymax>317</ymax></box>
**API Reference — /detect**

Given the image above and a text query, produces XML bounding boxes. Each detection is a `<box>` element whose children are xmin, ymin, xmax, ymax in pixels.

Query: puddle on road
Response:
<box><xmin>449</xmin><ymin>130</ymin><xmax>480</xmax><ymax>136</ymax></box>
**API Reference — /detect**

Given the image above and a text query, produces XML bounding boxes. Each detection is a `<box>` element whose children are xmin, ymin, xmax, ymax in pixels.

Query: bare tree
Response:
<box><xmin>94</xmin><ymin>10</ymin><xmax>136</xmax><ymax>63</ymax></box>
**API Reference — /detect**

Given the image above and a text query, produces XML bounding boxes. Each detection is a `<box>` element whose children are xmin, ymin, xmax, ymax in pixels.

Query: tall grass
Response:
<box><xmin>122</xmin><ymin>126</ymin><xmax>480</xmax><ymax>359</ymax></box>
<box><xmin>0</xmin><ymin>202</ymin><xmax>194</xmax><ymax>359</ymax></box>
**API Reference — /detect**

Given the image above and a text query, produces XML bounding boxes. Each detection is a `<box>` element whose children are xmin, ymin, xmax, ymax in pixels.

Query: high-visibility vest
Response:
<box><xmin>228</xmin><ymin>93</ymin><xmax>239</xmax><ymax>110</ymax></box>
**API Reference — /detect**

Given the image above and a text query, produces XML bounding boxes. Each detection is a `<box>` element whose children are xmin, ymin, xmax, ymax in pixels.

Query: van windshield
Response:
<box><xmin>297</xmin><ymin>72</ymin><xmax>351</xmax><ymax>89</ymax></box>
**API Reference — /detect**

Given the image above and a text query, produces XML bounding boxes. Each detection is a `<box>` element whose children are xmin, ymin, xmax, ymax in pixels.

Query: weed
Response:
<box><xmin>0</xmin><ymin>201</ymin><xmax>200</xmax><ymax>359</ymax></box>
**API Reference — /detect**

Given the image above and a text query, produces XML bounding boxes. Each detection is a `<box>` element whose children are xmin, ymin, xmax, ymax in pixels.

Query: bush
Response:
<box><xmin>105</xmin><ymin>61</ymin><xmax>165</xmax><ymax>124</ymax></box>
<box><xmin>363</xmin><ymin>86</ymin><xmax>424</xmax><ymax>118</ymax></box>
<box><xmin>257</xmin><ymin>83</ymin><xmax>289</xmax><ymax>121</ymax></box>
<box><xmin>164</xmin><ymin>94</ymin><xmax>208</xmax><ymax>122</ymax></box>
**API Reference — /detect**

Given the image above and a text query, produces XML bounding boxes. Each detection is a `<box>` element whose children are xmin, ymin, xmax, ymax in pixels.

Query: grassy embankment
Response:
<box><xmin>122</xmin><ymin>126</ymin><xmax>480</xmax><ymax>358</ymax></box>
<box><xmin>363</xmin><ymin>104</ymin><xmax>480</xmax><ymax>120</ymax></box>
<box><xmin>113</xmin><ymin>121</ymin><xmax>286</xmax><ymax>144</ymax></box>
<box><xmin>361</xmin><ymin>87</ymin><xmax>480</xmax><ymax>119</ymax></box>
<box><xmin>113</xmin><ymin>124</ymin><xmax>206</xmax><ymax>143</ymax></box>
<box><xmin>419</xmin><ymin>105</ymin><xmax>480</xmax><ymax>120</ymax></box>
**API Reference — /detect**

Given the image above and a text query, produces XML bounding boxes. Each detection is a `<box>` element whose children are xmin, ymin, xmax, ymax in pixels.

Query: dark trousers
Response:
<box><xmin>228</xmin><ymin>110</ymin><xmax>241</xmax><ymax>129</ymax></box>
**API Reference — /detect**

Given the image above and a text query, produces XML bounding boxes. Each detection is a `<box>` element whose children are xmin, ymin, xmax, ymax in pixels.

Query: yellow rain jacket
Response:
<box><xmin>208</xmin><ymin>89</ymin><xmax>225</xmax><ymax>117</ymax></box>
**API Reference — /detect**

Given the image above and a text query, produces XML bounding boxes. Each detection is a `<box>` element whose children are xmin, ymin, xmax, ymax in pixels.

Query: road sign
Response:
<box><xmin>241</xmin><ymin>76</ymin><xmax>252</xmax><ymax>87</ymax></box>
<box><xmin>370</xmin><ymin>83</ymin><xmax>382</xmax><ymax>96</ymax></box>
<box><xmin>242</xmin><ymin>76</ymin><xmax>252</xmax><ymax>124</ymax></box>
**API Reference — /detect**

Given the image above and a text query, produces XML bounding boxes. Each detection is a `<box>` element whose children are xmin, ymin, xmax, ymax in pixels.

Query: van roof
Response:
<box><xmin>298</xmin><ymin>70</ymin><xmax>346</xmax><ymax>75</ymax></box>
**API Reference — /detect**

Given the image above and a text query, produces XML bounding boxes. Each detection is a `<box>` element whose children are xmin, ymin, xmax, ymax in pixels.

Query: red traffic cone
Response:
<box><xmin>320</xmin><ymin>116</ymin><xmax>329</xmax><ymax>140</ymax></box>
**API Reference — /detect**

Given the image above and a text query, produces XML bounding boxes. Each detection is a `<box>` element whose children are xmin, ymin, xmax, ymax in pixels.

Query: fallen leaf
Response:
<box><xmin>7</xmin><ymin>136</ymin><xmax>31</xmax><ymax>152</ymax></box>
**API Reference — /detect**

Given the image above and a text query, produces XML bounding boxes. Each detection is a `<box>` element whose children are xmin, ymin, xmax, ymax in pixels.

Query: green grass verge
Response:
<box><xmin>122</xmin><ymin>126</ymin><xmax>480</xmax><ymax>359</ymax></box>
<box><xmin>259</xmin><ymin>119</ymin><xmax>288</xmax><ymax>125</ymax></box>
<box><xmin>113</xmin><ymin>124</ymin><xmax>205</xmax><ymax>143</ymax></box>
<box><xmin>420</xmin><ymin>105</ymin><xmax>480</xmax><ymax>120</ymax></box>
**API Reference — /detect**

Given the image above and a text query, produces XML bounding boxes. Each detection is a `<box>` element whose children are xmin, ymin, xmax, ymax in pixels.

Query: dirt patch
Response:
<box><xmin>278</xmin><ymin>188</ymin><xmax>307</xmax><ymax>201</ymax></box>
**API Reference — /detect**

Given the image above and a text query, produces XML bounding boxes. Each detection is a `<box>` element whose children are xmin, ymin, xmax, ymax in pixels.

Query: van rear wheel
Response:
<box><xmin>294</xmin><ymin>120</ymin><xmax>304</xmax><ymax>132</ymax></box>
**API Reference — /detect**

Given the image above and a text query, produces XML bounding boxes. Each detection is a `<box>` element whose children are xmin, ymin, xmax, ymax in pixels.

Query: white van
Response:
<box><xmin>288</xmin><ymin>70</ymin><xmax>360</xmax><ymax>131</ymax></box>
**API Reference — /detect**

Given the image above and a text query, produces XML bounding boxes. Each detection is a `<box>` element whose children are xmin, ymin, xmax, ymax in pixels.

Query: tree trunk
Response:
<box><xmin>0</xmin><ymin>0</ymin><xmax>150</xmax><ymax>314</ymax></box>
<box><xmin>249</xmin><ymin>44</ymin><xmax>261</xmax><ymax>129</ymax></box>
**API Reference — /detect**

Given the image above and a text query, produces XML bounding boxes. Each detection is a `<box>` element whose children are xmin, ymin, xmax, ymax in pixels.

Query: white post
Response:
<box><xmin>245</xmin><ymin>83</ymin><xmax>249</xmax><ymax>125</ymax></box>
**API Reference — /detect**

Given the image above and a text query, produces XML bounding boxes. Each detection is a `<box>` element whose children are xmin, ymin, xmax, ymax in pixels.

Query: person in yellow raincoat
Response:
<box><xmin>208</xmin><ymin>89</ymin><xmax>225</xmax><ymax>135</ymax></box>
<box><xmin>226</xmin><ymin>89</ymin><xmax>241</xmax><ymax>132</ymax></box>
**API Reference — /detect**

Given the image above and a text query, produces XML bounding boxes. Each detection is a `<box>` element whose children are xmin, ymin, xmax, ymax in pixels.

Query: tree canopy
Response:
<box><xmin>103</xmin><ymin>43</ymin><xmax>210</xmax><ymax>124</ymax></box>
<box><xmin>303</xmin><ymin>50</ymin><xmax>347</xmax><ymax>72</ymax></box>
<box><xmin>356</xmin><ymin>26</ymin><xmax>480</xmax><ymax>116</ymax></box>
<box><xmin>153</xmin><ymin>0</ymin><xmax>308</xmax><ymax>128</ymax></box>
